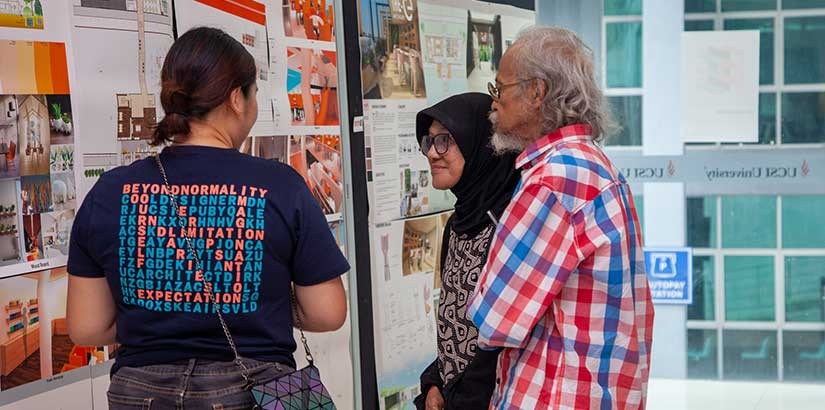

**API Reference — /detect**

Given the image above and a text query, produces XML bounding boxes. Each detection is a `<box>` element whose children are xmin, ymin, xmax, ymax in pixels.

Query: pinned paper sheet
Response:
<box><xmin>681</xmin><ymin>30</ymin><xmax>760</xmax><ymax>143</ymax></box>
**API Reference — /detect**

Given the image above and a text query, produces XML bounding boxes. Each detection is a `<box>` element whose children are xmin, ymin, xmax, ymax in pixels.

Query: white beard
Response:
<box><xmin>489</xmin><ymin>111</ymin><xmax>528</xmax><ymax>155</ymax></box>
<box><xmin>491</xmin><ymin>132</ymin><xmax>527</xmax><ymax>154</ymax></box>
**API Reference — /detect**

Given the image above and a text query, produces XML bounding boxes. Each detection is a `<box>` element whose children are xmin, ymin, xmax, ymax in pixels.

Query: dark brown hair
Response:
<box><xmin>151</xmin><ymin>27</ymin><xmax>257</xmax><ymax>146</ymax></box>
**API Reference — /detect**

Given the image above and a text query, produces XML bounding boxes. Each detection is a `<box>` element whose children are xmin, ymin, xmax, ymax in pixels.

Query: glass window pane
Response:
<box><xmin>757</xmin><ymin>93</ymin><xmax>777</xmax><ymax>144</ymax></box>
<box><xmin>723</xmin><ymin>330</ymin><xmax>777</xmax><ymax>380</ymax></box>
<box><xmin>724</xmin><ymin>19</ymin><xmax>774</xmax><ymax>85</ymax></box>
<box><xmin>785</xmin><ymin>17</ymin><xmax>825</xmax><ymax>84</ymax></box>
<box><xmin>785</xmin><ymin>256</ymin><xmax>825</xmax><ymax>323</ymax></box>
<box><xmin>689</xmin><ymin>256</ymin><xmax>716</xmax><ymax>321</ymax></box>
<box><xmin>721</xmin><ymin>0</ymin><xmax>776</xmax><ymax>11</ymax></box>
<box><xmin>633</xmin><ymin>194</ymin><xmax>644</xmax><ymax>237</ymax></box>
<box><xmin>685</xmin><ymin>0</ymin><xmax>716</xmax><ymax>13</ymax></box>
<box><xmin>721</xmin><ymin>196</ymin><xmax>777</xmax><ymax>248</ymax></box>
<box><xmin>781</xmin><ymin>92</ymin><xmax>825</xmax><ymax>144</ymax></box>
<box><xmin>605</xmin><ymin>0</ymin><xmax>642</xmax><ymax>16</ymax></box>
<box><xmin>685</xmin><ymin>20</ymin><xmax>715</xmax><ymax>31</ymax></box>
<box><xmin>606</xmin><ymin>22</ymin><xmax>642</xmax><ymax>88</ymax></box>
<box><xmin>783</xmin><ymin>331</ymin><xmax>825</xmax><ymax>382</ymax></box>
<box><xmin>782</xmin><ymin>196</ymin><xmax>825</xmax><ymax>248</ymax></box>
<box><xmin>725</xmin><ymin>256</ymin><xmax>775</xmax><ymax>321</ymax></box>
<box><xmin>606</xmin><ymin>96</ymin><xmax>642</xmax><ymax>146</ymax></box>
<box><xmin>687</xmin><ymin>197</ymin><xmax>717</xmax><ymax>248</ymax></box>
<box><xmin>783</xmin><ymin>0</ymin><xmax>825</xmax><ymax>9</ymax></box>
<box><xmin>687</xmin><ymin>329</ymin><xmax>718</xmax><ymax>379</ymax></box>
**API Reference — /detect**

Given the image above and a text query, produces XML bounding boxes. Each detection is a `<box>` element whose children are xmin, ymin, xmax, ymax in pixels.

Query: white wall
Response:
<box><xmin>47</xmin><ymin>271</ymin><xmax>68</xmax><ymax>320</ymax></box>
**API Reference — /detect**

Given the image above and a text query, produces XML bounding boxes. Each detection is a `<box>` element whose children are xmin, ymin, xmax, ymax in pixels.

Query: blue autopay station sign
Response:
<box><xmin>644</xmin><ymin>248</ymin><xmax>693</xmax><ymax>304</ymax></box>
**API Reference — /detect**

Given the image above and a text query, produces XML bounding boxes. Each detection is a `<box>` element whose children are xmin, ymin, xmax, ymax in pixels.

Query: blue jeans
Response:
<box><xmin>107</xmin><ymin>358</ymin><xmax>291</xmax><ymax>410</ymax></box>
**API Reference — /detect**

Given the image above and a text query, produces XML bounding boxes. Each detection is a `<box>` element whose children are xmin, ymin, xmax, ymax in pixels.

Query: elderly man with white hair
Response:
<box><xmin>468</xmin><ymin>26</ymin><xmax>655</xmax><ymax>409</ymax></box>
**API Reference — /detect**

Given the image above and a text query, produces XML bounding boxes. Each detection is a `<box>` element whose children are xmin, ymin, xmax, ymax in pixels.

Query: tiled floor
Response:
<box><xmin>648</xmin><ymin>378</ymin><xmax>825</xmax><ymax>410</ymax></box>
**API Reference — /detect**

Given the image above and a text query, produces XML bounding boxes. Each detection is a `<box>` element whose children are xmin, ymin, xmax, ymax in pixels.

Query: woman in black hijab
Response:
<box><xmin>413</xmin><ymin>92</ymin><xmax>520</xmax><ymax>410</ymax></box>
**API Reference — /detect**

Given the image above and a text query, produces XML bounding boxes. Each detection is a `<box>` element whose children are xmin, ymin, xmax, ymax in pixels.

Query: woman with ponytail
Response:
<box><xmin>66</xmin><ymin>27</ymin><xmax>349</xmax><ymax>409</ymax></box>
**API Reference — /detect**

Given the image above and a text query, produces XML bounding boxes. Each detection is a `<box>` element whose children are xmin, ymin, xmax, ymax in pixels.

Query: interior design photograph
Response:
<box><xmin>49</xmin><ymin>171</ymin><xmax>76</xmax><ymax>212</ymax></box>
<box><xmin>0</xmin><ymin>95</ymin><xmax>20</xmax><ymax>179</ymax></box>
<box><xmin>16</xmin><ymin>95</ymin><xmax>51</xmax><ymax>177</ymax></box>
<box><xmin>20</xmin><ymin>174</ymin><xmax>53</xmax><ymax>215</ymax></box>
<box><xmin>359</xmin><ymin>0</ymin><xmax>427</xmax><ymax>99</ymax></box>
<box><xmin>286</xmin><ymin>47</ymin><xmax>340</xmax><ymax>126</ymax></box>
<box><xmin>282</xmin><ymin>0</ymin><xmax>335</xmax><ymax>42</ymax></box>
<box><xmin>41</xmin><ymin>209</ymin><xmax>74</xmax><ymax>258</ymax></box>
<box><xmin>0</xmin><ymin>268</ymin><xmax>105</xmax><ymax>391</ymax></box>
<box><xmin>0</xmin><ymin>179</ymin><xmax>19</xmax><ymax>266</ymax></box>
<box><xmin>45</xmin><ymin>95</ymin><xmax>73</xmax><ymax>146</ymax></box>
<box><xmin>466</xmin><ymin>11</ymin><xmax>502</xmax><ymax>91</ymax></box>
<box><xmin>402</xmin><ymin>216</ymin><xmax>437</xmax><ymax>276</ymax></box>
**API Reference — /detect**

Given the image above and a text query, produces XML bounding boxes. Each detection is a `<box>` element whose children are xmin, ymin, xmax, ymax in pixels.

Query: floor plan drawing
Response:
<box><xmin>72</xmin><ymin>0</ymin><xmax>167</xmax><ymax>161</ymax></box>
<box><xmin>116</xmin><ymin>93</ymin><xmax>156</xmax><ymax>140</ymax></box>
<box><xmin>111</xmin><ymin>0</ymin><xmax>158</xmax><ymax>146</ymax></box>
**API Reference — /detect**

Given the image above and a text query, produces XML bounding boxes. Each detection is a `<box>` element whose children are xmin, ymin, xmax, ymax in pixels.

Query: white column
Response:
<box><xmin>644</xmin><ymin>184</ymin><xmax>687</xmax><ymax>379</ymax></box>
<box><xmin>643</xmin><ymin>0</ymin><xmax>683</xmax><ymax>156</ymax></box>
<box><xmin>642</xmin><ymin>0</ymin><xmax>687</xmax><ymax>379</ymax></box>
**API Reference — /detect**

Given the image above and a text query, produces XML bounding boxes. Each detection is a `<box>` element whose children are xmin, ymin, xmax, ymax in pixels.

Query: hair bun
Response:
<box><xmin>151</xmin><ymin>111</ymin><xmax>191</xmax><ymax>146</ymax></box>
<box><xmin>168</xmin><ymin>90</ymin><xmax>192</xmax><ymax>115</ymax></box>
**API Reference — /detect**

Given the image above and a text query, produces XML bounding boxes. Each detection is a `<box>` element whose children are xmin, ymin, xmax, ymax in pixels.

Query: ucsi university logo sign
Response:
<box><xmin>607</xmin><ymin>149</ymin><xmax>822</xmax><ymax>195</ymax></box>
<box><xmin>704</xmin><ymin>160</ymin><xmax>811</xmax><ymax>181</ymax></box>
<box><xmin>620</xmin><ymin>161</ymin><xmax>677</xmax><ymax>180</ymax></box>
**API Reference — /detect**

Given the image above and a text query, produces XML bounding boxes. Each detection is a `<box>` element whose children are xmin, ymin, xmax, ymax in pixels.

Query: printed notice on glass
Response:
<box><xmin>681</xmin><ymin>30</ymin><xmax>760</xmax><ymax>143</ymax></box>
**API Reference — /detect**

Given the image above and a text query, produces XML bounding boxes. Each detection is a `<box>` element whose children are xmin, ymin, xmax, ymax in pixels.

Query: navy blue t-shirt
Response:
<box><xmin>67</xmin><ymin>145</ymin><xmax>349</xmax><ymax>372</ymax></box>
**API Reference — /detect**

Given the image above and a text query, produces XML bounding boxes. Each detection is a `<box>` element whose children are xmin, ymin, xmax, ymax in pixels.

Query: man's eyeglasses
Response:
<box><xmin>487</xmin><ymin>79</ymin><xmax>533</xmax><ymax>101</ymax></box>
<box><xmin>420</xmin><ymin>133</ymin><xmax>453</xmax><ymax>156</ymax></box>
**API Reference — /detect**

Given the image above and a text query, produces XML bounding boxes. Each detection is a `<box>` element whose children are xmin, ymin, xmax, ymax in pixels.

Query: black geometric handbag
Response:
<box><xmin>249</xmin><ymin>321</ymin><xmax>336</xmax><ymax>409</ymax></box>
<box><xmin>155</xmin><ymin>154</ymin><xmax>336</xmax><ymax>410</ymax></box>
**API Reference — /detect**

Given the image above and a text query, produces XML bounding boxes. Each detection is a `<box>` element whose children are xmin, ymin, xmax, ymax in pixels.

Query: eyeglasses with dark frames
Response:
<box><xmin>419</xmin><ymin>133</ymin><xmax>454</xmax><ymax>156</ymax></box>
<box><xmin>487</xmin><ymin>79</ymin><xmax>533</xmax><ymax>101</ymax></box>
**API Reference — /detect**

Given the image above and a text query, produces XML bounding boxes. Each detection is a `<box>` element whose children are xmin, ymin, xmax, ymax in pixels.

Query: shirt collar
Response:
<box><xmin>515</xmin><ymin>124</ymin><xmax>593</xmax><ymax>170</ymax></box>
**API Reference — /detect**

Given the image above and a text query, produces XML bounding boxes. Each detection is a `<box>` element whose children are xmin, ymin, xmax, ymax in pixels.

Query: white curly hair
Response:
<box><xmin>510</xmin><ymin>26</ymin><xmax>617</xmax><ymax>142</ymax></box>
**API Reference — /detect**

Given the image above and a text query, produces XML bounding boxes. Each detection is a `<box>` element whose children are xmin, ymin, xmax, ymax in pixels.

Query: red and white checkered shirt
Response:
<box><xmin>468</xmin><ymin>124</ymin><xmax>654</xmax><ymax>409</ymax></box>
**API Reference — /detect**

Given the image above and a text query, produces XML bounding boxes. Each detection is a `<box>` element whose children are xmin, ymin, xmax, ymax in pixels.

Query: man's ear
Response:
<box><xmin>529</xmin><ymin>79</ymin><xmax>547</xmax><ymax>109</ymax></box>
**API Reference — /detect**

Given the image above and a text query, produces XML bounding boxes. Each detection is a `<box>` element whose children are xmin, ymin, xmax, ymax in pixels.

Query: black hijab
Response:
<box><xmin>416</xmin><ymin>92</ymin><xmax>520</xmax><ymax>235</ymax></box>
